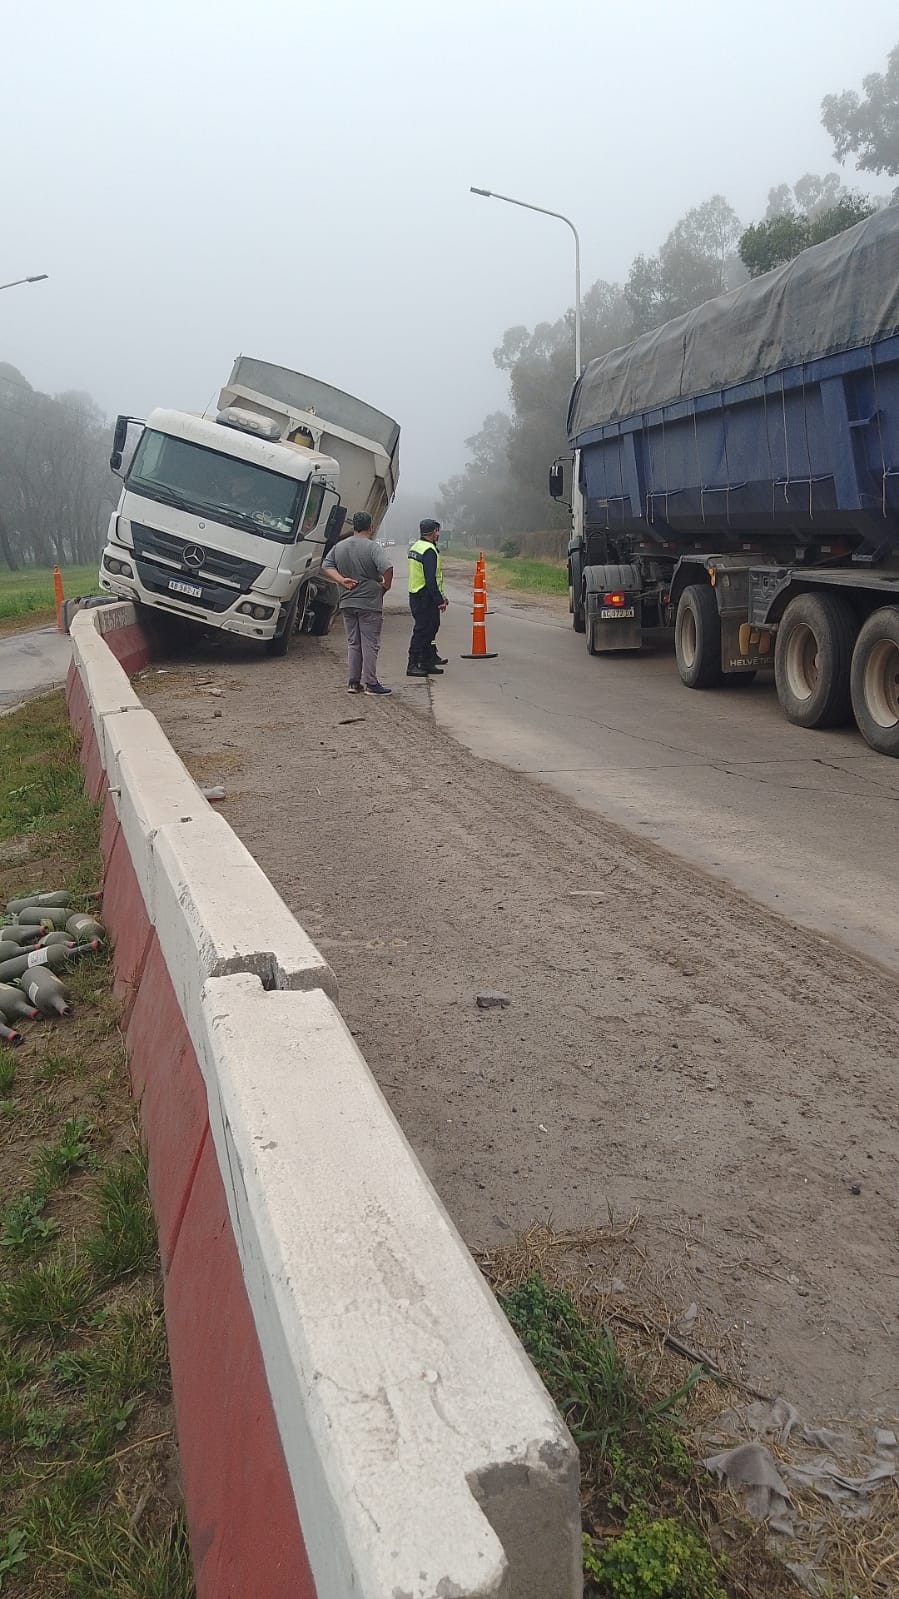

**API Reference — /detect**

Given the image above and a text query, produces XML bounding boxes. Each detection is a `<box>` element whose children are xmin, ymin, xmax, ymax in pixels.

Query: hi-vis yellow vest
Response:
<box><xmin>408</xmin><ymin>539</ymin><xmax>443</xmax><ymax>595</ymax></box>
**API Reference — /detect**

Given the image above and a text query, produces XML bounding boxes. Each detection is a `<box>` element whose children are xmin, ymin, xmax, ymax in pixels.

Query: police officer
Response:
<box><xmin>407</xmin><ymin>518</ymin><xmax>449</xmax><ymax>677</ymax></box>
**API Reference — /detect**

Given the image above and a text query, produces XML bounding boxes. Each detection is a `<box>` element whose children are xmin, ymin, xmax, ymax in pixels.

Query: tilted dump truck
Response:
<box><xmin>99</xmin><ymin>356</ymin><xmax>400</xmax><ymax>655</ymax></box>
<box><xmin>557</xmin><ymin>204</ymin><xmax>899</xmax><ymax>754</ymax></box>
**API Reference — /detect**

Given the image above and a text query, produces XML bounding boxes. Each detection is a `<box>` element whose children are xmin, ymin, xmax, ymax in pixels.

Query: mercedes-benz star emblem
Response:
<box><xmin>183</xmin><ymin>546</ymin><xmax>206</xmax><ymax>570</ymax></box>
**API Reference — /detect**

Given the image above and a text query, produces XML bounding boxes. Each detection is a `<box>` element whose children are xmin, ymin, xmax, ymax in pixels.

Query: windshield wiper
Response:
<box><xmin>199</xmin><ymin>503</ymin><xmax>291</xmax><ymax>536</ymax></box>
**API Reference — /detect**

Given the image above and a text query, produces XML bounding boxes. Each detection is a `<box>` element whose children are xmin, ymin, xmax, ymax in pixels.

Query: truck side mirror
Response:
<box><xmin>110</xmin><ymin>416</ymin><xmax>129</xmax><ymax>475</ymax></box>
<box><xmin>549</xmin><ymin>461</ymin><xmax>565</xmax><ymax>500</ymax></box>
<box><xmin>323</xmin><ymin>504</ymin><xmax>347</xmax><ymax>555</ymax></box>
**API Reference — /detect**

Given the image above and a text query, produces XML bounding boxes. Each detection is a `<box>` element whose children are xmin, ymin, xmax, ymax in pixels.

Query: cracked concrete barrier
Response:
<box><xmin>152</xmin><ymin>811</ymin><xmax>337</xmax><ymax>1015</ymax></box>
<box><xmin>67</xmin><ymin>598</ymin><xmax>583</xmax><ymax>1597</ymax></box>
<box><xmin>196</xmin><ymin>973</ymin><xmax>583</xmax><ymax>1599</ymax></box>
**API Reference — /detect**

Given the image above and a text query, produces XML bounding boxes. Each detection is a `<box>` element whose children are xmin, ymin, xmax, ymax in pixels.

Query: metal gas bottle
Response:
<box><xmin>15</xmin><ymin>906</ymin><xmax>70</xmax><ymax>930</ymax></box>
<box><xmin>0</xmin><ymin>1018</ymin><xmax>22</xmax><ymax>1045</ymax></box>
<box><xmin>39</xmin><ymin>933</ymin><xmax>76</xmax><ymax>948</ymax></box>
<box><xmin>0</xmin><ymin>942</ymin><xmax>98</xmax><ymax>983</ymax></box>
<box><xmin>22</xmin><ymin>966</ymin><xmax>71</xmax><ymax>1017</ymax></box>
<box><xmin>65</xmin><ymin>914</ymin><xmax>105</xmax><ymax>944</ymax></box>
<box><xmin>5</xmin><ymin>891</ymin><xmax>72</xmax><ymax>916</ymax></box>
<box><xmin>0</xmin><ymin>925</ymin><xmax>44</xmax><ymax>946</ymax></box>
<box><xmin>0</xmin><ymin>941</ymin><xmax>30</xmax><ymax>963</ymax></box>
<box><xmin>0</xmin><ymin>983</ymin><xmax>38</xmax><ymax>1021</ymax></box>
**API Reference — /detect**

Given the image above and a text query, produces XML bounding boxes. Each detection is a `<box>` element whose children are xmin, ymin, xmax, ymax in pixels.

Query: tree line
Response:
<box><xmin>438</xmin><ymin>40</ymin><xmax>899</xmax><ymax>546</ymax></box>
<box><xmin>0</xmin><ymin>364</ymin><xmax>116</xmax><ymax>570</ymax></box>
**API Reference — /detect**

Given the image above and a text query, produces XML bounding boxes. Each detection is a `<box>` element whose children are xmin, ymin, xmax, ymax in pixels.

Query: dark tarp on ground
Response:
<box><xmin>568</xmin><ymin>204</ymin><xmax>899</xmax><ymax>443</ymax></box>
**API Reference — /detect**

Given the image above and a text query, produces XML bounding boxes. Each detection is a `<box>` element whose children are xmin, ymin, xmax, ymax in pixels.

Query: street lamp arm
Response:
<box><xmin>469</xmin><ymin>186</ymin><xmax>581</xmax><ymax>378</ymax></box>
<box><xmin>470</xmin><ymin>187</ymin><xmax>580</xmax><ymax>248</ymax></box>
<box><xmin>0</xmin><ymin>273</ymin><xmax>49</xmax><ymax>292</ymax></box>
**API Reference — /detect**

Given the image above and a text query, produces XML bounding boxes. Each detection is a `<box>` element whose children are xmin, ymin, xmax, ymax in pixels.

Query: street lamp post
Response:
<box><xmin>470</xmin><ymin>187</ymin><xmax>581</xmax><ymax>380</ymax></box>
<box><xmin>470</xmin><ymin>186</ymin><xmax>585</xmax><ymax>549</ymax></box>
<box><xmin>0</xmin><ymin>274</ymin><xmax>49</xmax><ymax>293</ymax></box>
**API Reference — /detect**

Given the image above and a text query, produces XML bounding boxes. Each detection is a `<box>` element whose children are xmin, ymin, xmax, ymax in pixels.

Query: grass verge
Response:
<box><xmin>444</xmin><ymin>546</ymin><xmax>568</xmax><ymax>597</ymax></box>
<box><xmin>484</xmin><ymin>1226</ymin><xmax>804</xmax><ymax>1599</ymax></box>
<box><xmin>0</xmin><ymin>566</ymin><xmax>99</xmax><ymax>638</ymax></box>
<box><xmin>0</xmin><ymin>691</ymin><xmax>193</xmax><ymax>1599</ymax></box>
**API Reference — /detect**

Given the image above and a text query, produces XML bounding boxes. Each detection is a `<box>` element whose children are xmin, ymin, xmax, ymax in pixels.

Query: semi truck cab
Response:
<box><xmin>100</xmin><ymin>407</ymin><xmax>343</xmax><ymax>652</ymax></box>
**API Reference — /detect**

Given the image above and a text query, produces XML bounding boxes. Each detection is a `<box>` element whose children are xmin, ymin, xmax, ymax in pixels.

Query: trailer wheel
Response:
<box><xmin>774</xmin><ymin>593</ymin><xmax>856</xmax><ymax>728</ymax></box>
<box><xmin>675</xmin><ymin>584</ymin><xmax>721</xmax><ymax>688</ymax></box>
<box><xmin>850</xmin><ymin>607</ymin><xmax>899</xmax><ymax>757</ymax></box>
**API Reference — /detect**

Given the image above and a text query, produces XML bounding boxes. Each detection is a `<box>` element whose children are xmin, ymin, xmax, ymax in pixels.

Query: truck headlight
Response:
<box><xmin>237</xmin><ymin>601</ymin><xmax>276</xmax><ymax>620</ymax></box>
<box><xmin>103</xmin><ymin>555</ymin><xmax>134</xmax><ymax>578</ymax></box>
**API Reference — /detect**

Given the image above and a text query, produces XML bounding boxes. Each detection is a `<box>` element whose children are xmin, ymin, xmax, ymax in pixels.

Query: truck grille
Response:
<box><xmin>129</xmin><ymin>522</ymin><xmax>265</xmax><ymax>591</ymax></box>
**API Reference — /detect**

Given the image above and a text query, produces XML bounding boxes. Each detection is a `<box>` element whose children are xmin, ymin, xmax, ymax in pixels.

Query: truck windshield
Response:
<box><xmin>127</xmin><ymin>429</ymin><xmax>305</xmax><ymax>543</ymax></box>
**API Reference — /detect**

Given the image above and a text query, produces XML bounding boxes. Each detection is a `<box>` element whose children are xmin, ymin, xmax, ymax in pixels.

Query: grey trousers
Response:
<box><xmin>343</xmin><ymin>608</ymin><xmax>383</xmax><ymax>686</ymax></box>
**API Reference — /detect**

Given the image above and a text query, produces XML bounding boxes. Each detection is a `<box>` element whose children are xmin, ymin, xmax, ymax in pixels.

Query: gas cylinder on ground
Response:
<box><xmin>0</xmin><ymin>925</ymin><xmax>44</xmax><ymax>946</ymax></box>
<box><xmin>0</xmin><ymin>941</ymin><xmax>99</xmax><ymax>983</ymax></box>
<box><xmin>5</xmin><ymin>891</ymin><xmax>71</xmax><ymax>916</ymax></box>
<box><xmin>22</xmin><ymin>966</ymin><xmax>71</xmax><ymax>1017</ymax></box>
<box><xmin>0</xmin><ymin>1018</ymin><xmax>22</xmax><ymax>1045</ymax></box>
<box><xmin>0</xmin><ymin>941</ymin><xmax>31</xmax><ymax>963</ymax></box>
<box><xmin>0</xmin><ymin>983</ymin><xmax>38</xmax><ymax>1021</ymax></box>
<box><xmin>40</xmin><ymin>933</ymin><xmax>76</xmax><ymax>949</ymax></box>
<box><xmin>65</xmin><ymin>914</ymin><xmax>105</xmax><ymax>944</ymax></box>
<box><xmin>15</xmin><ymin>906</ymin><xmax>70</xmax><ymax>930</ymax></box>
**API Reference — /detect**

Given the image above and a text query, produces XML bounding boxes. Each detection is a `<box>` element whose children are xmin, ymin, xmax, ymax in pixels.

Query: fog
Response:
<box><xmin>2</xmin><ymin>0</ymin><xmax>895</xmax><ymax>501</ymax></box>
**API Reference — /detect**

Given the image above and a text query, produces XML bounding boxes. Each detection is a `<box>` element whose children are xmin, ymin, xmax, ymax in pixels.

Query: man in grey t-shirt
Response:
<box><xmin>322</xmin><ymin>512</ymin><xmax>394</xmax><ymax>696</ymax></box>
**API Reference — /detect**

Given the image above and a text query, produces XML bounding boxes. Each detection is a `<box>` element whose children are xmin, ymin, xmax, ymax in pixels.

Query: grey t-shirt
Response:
<box><xmin>323</xmin><ymin>535</ymin><xmax>393</xmax><ymax>611</ymax></box>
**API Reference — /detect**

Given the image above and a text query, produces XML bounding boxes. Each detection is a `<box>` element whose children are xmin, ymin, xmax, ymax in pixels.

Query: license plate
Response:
<box><xmin>168</xmin><ymin>579</ymin><xmax>202</xmax><ymax>599</ymax></box>
<box><xmin>600</xmin><ymin>606</ymin><xmax>636</xmax><ymax>620</ymax></box>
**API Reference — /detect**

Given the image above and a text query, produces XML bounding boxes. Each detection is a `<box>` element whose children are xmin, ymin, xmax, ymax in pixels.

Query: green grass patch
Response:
<box><xmin>445</xmin><ymin>545</ymin><xmax>567</xmax><ymax>597</ymax></box>
<box><xmin>0</xmin><ymin>694</ymin><xmax>101</xmax><ymax>896</ymax></box>
<box><xmin>0</xmin><ymin>565</ymin><xmax>98</xmax><ymax>624</ymax></box>
<box><xmin>498</xmin><ymin>1272</ymin><xmax>728</xmax><ymax>1598</ymax></box>
<box><xmin>0</xmin><ymin>694</ymin><xmax>193</xmax><ymax>1599</ymax></box>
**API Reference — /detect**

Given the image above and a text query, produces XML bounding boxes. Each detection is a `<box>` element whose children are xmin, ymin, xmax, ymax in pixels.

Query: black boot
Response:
<box><xmin>406</xmin><ymin>660</ymin><xmax>430</xmax><ymax>678</ymax></box>
<box><xmin>429</xmin><ymin>653</ymin><xmax>449</xmax><ymax>667</ymax></box>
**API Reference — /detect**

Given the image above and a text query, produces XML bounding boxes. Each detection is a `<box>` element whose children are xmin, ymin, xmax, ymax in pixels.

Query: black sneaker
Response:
<box><xmin>346</xmin><ymin>681</ymin><xmax>363</xmax><ymax>694</ymax></box>
<box><xmin>406</xmin><ymin>663</ymin><xmax>430</xmax><ymax>678</ymax></box>
<box><xmin>429</xmin><ymin>654</ymin><xmax>449</xmax><ymax>666</ymax></box>
<box><xmin>424</xmin><ymin>663</ymin><xmax>444</xmax><ymax>674</ymax></box>
<box><xmin>363</xmin><ymin>682</ymin><xmax>392</xmax><ymax>696</ymax></box>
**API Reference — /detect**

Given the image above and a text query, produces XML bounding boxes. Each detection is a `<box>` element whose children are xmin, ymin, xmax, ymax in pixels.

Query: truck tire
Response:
<box><xmin>308</xmin><ymin>596</ymin><xmax>336</xmax><ymax>636</ymax></box>
<box><xmin>569</xmin><ymin>555</ymin><xmax>585</xmax><ymax>632</ymax></box>
<box><xmin>675</xmin><ymin>584</ymin><xmax>721</xmax><ymax>688</ymax></box>
<box><xmin>774</xmin><ymin>592</ymin><xmax>856</xmax><ymax>729</ymax></box>
<box><xmin>850</xmin><ymin>607</ymin><xmax>899</xmax><ymax>757</ymax></box>
<box><xmin>265</xmin><ymin>589</ymin><xmax>300</xmax><ymax>657</ymax></box>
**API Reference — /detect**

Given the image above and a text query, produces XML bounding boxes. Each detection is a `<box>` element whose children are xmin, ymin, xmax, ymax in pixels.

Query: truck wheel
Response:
<box><xmin>675</xmin><ymin>584</ymin><xmax>721</xmax><ymax>688</ymax></box>
<box><xmin>308</xmin><ymin>597</ymin><xmax>336</xmax><ymax>636</ymax></box>
<box><xmin>265</xmin><ymin>590</ymin><xmax>300</xmax><ymax>657</ymax></box>
<box><xmin>850</xmin><ymin>607</ymin><xmax>899</xmax><ymax>757</ymax></box>
<box><xmin>774</xmin><ymin>593</ymin><xmax>856</xmax><ymax>729</ymax></box>
<box><xmin>570</xmin><ymin>569</ymin><xmax>586</xmax><ymax>632</ymax></box>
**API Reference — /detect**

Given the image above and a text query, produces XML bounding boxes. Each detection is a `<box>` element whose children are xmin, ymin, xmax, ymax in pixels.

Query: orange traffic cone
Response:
<box><xmin>461</xmin><ymin>552</ymin><xmax>498</xmax><ymax>660</ymax></box>
<box><xmin>53</xmin><ymin>565</ymin><xmax>65</xmax><ymax>632</ymax></box>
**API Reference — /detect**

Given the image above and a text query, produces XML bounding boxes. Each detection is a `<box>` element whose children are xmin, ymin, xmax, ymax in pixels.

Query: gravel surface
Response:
<box><xmin>140</xmin><ymin>616</ymin><xmax>899</xmax><ymax>1423</ymax></box>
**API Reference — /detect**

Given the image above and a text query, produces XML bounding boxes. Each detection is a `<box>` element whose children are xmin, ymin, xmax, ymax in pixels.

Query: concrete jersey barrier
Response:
<box><xmin>66</xmin><ymin>603</ymin><xmax>583</xmax><ymax>1599</ymax></box>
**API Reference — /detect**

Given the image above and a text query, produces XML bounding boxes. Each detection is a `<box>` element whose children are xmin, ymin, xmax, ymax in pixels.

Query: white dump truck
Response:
<box><xmin>99</xmin><ymin>356</ymin><xmax>400</xmax><ymax>654</ymax></box>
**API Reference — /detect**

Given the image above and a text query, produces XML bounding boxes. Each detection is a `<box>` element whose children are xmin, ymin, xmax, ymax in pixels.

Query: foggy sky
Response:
<box><xmin>2</xmin><ymin>0</ymin><xmax>896</xmax><ymax>499</ymax></box>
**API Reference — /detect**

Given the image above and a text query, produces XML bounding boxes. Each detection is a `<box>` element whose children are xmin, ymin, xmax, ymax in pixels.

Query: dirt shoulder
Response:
<box><xmin>139</xmin><ymin>623</ymin><xmax>899</xmax><ymax>1427</ymax></box>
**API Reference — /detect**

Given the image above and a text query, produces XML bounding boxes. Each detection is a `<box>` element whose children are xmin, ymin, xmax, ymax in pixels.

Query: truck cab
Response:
<box><xmin>100</xmin><ymin>407</ymin><xmax>343</xmax><ymax>652</ymax></box>
<box><xmin>99</xmin><ymin>358</ymin><xmax>401</xmax><ymax>656</ymax></box>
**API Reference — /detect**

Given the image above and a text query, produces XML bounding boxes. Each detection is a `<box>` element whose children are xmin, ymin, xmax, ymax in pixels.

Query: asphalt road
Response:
<box><xmin>377</xmin><ymin>578</ymin><xmax>899</xmax><ymax>974</ymax></box>
<box><xmin>0</xmin><ymin>627</ymin><xmax>71</xmax><ymax>713</ymax></box>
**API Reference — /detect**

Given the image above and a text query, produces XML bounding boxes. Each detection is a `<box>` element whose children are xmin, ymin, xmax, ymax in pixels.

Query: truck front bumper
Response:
<box><xmin>98</xmin><ymin>546</ymin><xmax>286</xmax><ymax>640</ymax></box>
